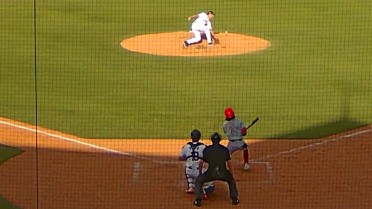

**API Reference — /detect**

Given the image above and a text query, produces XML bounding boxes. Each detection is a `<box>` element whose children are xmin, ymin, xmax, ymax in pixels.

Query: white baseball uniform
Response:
<box><xmin>185</xmin><ymin>12</ymin><xmax>213</xmax><ymax>45</ymax></box>
<box><xmin>180</xmin><ymin>142</ymin><xmax>215</xmax><ymax>194</ymax></box>
<box><xmin>180</xmin><ymin>142</ymin><xmax>206</xmax><ymax>190</ymax></box>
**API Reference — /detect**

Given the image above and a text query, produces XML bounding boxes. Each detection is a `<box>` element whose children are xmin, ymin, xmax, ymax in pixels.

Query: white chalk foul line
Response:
<box><xmin>0</xmin><ymin>119</ymin><xmax>180</xmax><ymax>165</ymax></box>
<box><xmin>248</xmin><ymin>127</ymin><xmax>371</xmax><ymax>185</ymax></box>
<box><xmin>246</xmin><ymin>161</ymin><xmax>275</xmax><ymax>184</ymax></box>
<box><xmin>252</xmin><ymin>127</ymin><xmax>372</xmax><ymax>162</ymax></box>
<box><xmin>0</xmin><ymin>119</ymin><xmax>132</xmax><ymax>155</ymax></box>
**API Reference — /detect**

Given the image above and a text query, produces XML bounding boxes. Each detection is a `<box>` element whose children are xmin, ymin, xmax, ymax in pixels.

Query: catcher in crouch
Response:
<box><xmin>183</xmin><ymin>10</ymin><xmax>220</xmax><ymax>48</ymax></box>
<box><xmin>179</xmin><ymin>129</ymin><xmax>215</xmax><ymax>199</ymax></box>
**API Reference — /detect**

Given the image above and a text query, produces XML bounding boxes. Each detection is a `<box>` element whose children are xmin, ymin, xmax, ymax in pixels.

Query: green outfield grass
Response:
<box><xmin>1</xmin><ymin>0</ymin><xmax>371</xmax><ymax>139</ymax></box>
<box><xmin>0</xmin><ymin>145</ymin><xmax>23</xmax><ymax>209</ymax></box>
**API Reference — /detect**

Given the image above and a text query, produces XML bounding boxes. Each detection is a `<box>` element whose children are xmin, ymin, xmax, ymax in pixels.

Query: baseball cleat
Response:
<box><xmin>193</xmin><ymin>199</ymin><xmax>201</xmax><ymax>207</ymax></box>
<box><xmin>183</xmin><ymin>41</ymin><xmax>189</xmax><ymax>48</ymax></box>
<box><xmin>232</xmin><ymin>197</ymin><xmax>240</xmax><ymax>205</ymax></box>
<box><xmin>186</xmin><ymin>187</ymin><xmax>195</xmax><ymax>193</ymax></box>
<box><xmin>202</xmin><ymin>194</ymin><xmax>208</xmax><ymax>200</ymax></box>
<box><xmin>243</xmin><ymin>163</ymin><xmax>250</xmax><ymax>170</ymax></box>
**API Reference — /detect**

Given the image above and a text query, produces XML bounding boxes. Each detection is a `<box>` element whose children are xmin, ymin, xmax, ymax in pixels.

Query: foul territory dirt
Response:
<box><xmin>0</xmin><ymin>117</ymin><xmax>372</xmax><ymax>209</ymax></box>
<box><xmin>121</xmin><ymin>31</ymin><xmax>270</xmax><ymax>57</ymax></box>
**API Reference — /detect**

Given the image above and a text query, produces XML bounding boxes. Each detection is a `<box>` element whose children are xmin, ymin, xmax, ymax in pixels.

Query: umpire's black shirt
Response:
<box><xmin>202</xmin><ymin>144</ymin><xmax>231</xmax><ymax>171</ymax></box>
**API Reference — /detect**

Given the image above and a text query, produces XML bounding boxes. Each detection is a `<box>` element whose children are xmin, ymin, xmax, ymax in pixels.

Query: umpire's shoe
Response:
<box><xmin>232</xmin><ymin>197</ymin><xmax>240</xmax><ymax>205</ymax></box>
<box><xmin>193</xmin><ymin>199</ymin><xmax>201</xmax><ymax>207</ymax></box>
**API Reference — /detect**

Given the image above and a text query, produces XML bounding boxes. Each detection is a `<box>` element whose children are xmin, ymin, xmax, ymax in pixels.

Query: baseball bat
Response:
<box><xmin>246</xmin><ymin>117</ymin><xmax>259</xmax><ymax>129</ymax></box>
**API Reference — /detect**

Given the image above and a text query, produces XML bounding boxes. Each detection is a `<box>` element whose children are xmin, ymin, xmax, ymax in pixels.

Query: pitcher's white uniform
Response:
<box><xmin>185</xmin><ymin>12</ymin><xmax>214</xmax><ymax>45</ymax></box>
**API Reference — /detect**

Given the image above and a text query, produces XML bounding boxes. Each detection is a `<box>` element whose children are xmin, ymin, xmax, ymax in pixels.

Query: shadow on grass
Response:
<box><xmin>272</xmin><ymin>118</ymin><xmax>368</xmax><ymax>139</ymax></box>
<box><xmin>0</xmin><ymin>144</ymin><xmax>23</xmax><ymax>209</ymax></box>
<box><xmin>0</xmin><ymin>144</ymin><xmax>24</xmax><ymax>163</ymax></box>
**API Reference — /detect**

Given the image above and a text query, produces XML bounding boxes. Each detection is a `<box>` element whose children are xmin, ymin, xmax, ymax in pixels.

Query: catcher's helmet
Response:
<box><xmin>191</xmin><ymin>129</ymin><xmax>201</xmax><ymax>141</ymax></box>
<box><xmin>210</xmin><ymin>132</ymin><xmax>222</xmax><ymax>144</ymax></box>
<box><xmin>224</xmin><ymin>107</ymin><xmax>235</xmax><ymax>119</ymax></box>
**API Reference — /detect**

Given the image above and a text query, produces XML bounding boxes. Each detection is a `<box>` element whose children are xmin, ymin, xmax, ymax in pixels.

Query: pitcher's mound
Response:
<box><xmin>121</xmin><ymin>31</ymin><xmax>270</xmax><ymax>57</ymax></box>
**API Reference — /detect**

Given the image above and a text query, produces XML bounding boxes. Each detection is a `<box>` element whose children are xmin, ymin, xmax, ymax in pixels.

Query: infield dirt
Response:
<box><xmin>0</xmin><ymin>117</ymin><xmax>372</xmax><ymax>209</ymax></box>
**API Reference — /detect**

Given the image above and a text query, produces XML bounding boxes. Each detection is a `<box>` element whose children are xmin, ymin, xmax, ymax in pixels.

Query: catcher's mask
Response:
<box><xmin>191</xmin><ymin>129</ymin><xmax>201</xmax><ymax>141</ymax></box>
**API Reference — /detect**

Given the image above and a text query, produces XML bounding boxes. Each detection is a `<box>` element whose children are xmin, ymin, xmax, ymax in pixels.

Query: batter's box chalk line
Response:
<box><xmin>232</xmin><ymin>161</ymin><xmax>275</xmax><ymax>185</ymax></box>
<box><xmin>253</xmin><ymin>127</ymin><xmax>372</xmax><ymax>162</ymax></box>
<box><xmin>132</xmin><ymin>161</ymin><xmax>141</xmax><ymax>183</ymax></box>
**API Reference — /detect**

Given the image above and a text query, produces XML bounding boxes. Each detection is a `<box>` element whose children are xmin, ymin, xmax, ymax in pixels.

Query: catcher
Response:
<box><xmin>179</xmin><ymin>129</ymin><xmax>215</xmax><ymax>199</ymax></box>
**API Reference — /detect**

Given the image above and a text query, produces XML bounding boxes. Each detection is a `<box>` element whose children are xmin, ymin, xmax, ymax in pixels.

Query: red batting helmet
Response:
<box><xmin>224</xmin><ymin>107</ymin><xmax>235</xmax><ymax>119</ymax></box>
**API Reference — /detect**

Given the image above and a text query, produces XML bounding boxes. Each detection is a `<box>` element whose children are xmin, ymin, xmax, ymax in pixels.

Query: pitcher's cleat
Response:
<box><xmin>183</xmin><ymin>41</ymin><xmax>189</xmax><ymax>48</ymax></box>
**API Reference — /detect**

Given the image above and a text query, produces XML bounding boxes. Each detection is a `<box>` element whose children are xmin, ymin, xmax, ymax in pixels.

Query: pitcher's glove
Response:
<box><xmin>213</xmin><ymin>37</ymin><xmax>220</xmax><ymax>44</ymax></box>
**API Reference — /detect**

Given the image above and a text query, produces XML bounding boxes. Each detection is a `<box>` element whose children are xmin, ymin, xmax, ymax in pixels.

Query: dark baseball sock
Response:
<box><xmin>243</xmin><ymin>150</ymin><xmax>249</xmax><ymax>163</ymax></box>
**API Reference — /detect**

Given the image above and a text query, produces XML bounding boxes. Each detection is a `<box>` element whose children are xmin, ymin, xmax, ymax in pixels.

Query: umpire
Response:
<box><xmin>193</xmin><ymin>132</ymin><xmax>239</xmax><ymax>207</ymax></box>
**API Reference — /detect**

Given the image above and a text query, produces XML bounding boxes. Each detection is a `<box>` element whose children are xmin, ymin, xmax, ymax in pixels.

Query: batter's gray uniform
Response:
<box><xmin>223</xmin><ymin>118</ymin><xmax>248</xmax><ymax>154</ymax></box>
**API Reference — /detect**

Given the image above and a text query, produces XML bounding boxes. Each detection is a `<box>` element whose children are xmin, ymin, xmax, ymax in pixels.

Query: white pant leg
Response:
<box><xmin>185</xmin><ymin>166</ymin><xmax>199</xmax><ymax>189</ymax></box>
<box><xmin>203</xmin><ymin>30</ymin><xmax>212</xmax><ymax>44</ymax></box>
<box><xmin>186</xmin><ymin>30</ymin><xmax>202</xmax><ymax>44</ymax></box>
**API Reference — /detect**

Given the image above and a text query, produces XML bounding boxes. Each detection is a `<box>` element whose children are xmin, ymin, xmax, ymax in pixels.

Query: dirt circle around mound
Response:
<box><xmin>121</xmin><ymin>31</ymin><xmax>270</xmax><ymax>57</ymax></box>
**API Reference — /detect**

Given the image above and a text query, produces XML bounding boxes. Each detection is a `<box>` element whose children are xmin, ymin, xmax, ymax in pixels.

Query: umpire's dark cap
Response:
<box><xmin>211</xmin><ymin>132</ymin><xmax>222</xmax><ymax>144</ymax></box>
<box><xmin>191</xmin><ymin>129</ymin><xmax>201</xmax><ymax>141</ymax></box>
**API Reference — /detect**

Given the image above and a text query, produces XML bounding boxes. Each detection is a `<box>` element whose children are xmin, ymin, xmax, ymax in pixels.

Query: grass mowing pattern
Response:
<box><xmin>0</xmin><ymin>0</ymin><xmax>371</xmax><ymax>138</ymax></box>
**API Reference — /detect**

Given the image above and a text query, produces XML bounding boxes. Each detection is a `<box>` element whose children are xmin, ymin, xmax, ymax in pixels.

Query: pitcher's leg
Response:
<box><xmin>204</xmin><ymin>30</ymin><xmax>213</xmax><ymax>45</ymax></box>
<box><xmin>185</xmin><ymin>30</ymin><xmax>201</xmax><ymax>45</ymax></box>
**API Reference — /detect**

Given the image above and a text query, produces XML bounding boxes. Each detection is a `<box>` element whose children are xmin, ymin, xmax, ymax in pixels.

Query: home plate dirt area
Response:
<box><xmin>0</xmin><ymin>118</ymin><xmax>372</xmax><ymax>209</ymax></box>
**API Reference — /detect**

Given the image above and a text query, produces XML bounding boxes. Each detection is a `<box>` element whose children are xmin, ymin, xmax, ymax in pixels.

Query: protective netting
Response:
<box><xmin>0</xmin><ymin>0</ymin><xmax>372</xmax><ymax>208</ymax></box>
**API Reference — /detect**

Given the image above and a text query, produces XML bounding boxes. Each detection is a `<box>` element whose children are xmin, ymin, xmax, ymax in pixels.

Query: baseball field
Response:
<box><xmin>1</xmin><ymin>0</ymin><xmax>372</xmax><ymax>208</ymax></box>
